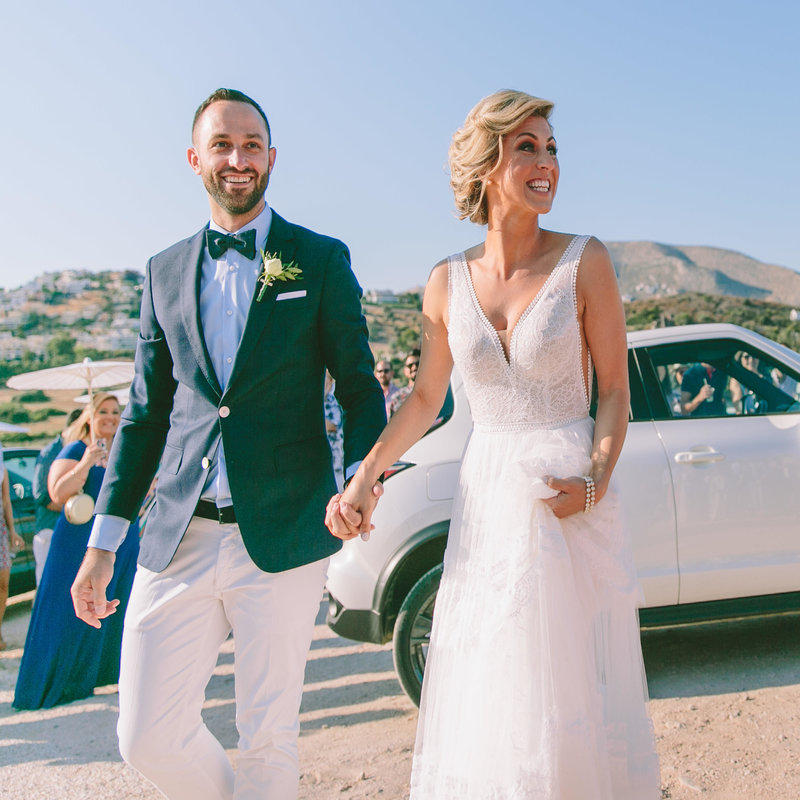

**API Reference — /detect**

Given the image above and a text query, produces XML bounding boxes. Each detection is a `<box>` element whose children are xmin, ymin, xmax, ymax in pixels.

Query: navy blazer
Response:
<box><xmin>95</xmin><ymin>212</ymin><xmax>386</xmax><ymax>573</ymax></box>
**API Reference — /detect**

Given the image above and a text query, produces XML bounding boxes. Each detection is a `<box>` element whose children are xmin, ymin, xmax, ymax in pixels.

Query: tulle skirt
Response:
<box><xmin>409</xmin><ymin>417</ymin><xmax>660</xmax><ymax>799</ymax></box>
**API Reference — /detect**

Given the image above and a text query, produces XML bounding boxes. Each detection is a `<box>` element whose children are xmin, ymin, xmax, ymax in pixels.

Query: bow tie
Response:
<box><xmin>205</xmin><ymin>228</ymin><xmax>257</xmax><ymax>260</ymax></box>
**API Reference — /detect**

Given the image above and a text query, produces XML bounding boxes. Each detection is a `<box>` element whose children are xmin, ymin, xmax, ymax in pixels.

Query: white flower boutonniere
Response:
<box><xmin>256</xmin><ymin>250</ymin><xmax>303</xmax><ymax>302</ymax></box>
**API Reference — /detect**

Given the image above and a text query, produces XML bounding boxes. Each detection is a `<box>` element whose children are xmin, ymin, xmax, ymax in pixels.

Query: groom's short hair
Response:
<box><xmin>192</xmin><ymin>88</ymin><xmax>272</xmax><ymax>144</ymax></box>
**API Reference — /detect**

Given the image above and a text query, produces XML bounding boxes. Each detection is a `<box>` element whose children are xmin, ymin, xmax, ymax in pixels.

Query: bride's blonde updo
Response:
<box><xmin>448</xmin><ymin>90</ymin><xmax>554</xmax><ymax>225</ymax></box>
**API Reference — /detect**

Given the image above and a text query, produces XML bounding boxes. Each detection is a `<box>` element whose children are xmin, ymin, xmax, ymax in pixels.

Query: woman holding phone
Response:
<box><xmin>14</xmin><ymin>393</ymin><xmax>140</xmax><ymax>709</ymax></box>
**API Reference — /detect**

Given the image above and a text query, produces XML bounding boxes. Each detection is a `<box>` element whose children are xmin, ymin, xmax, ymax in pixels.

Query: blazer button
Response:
<box><xmin>201</xmin><ymin>457</ymin><xmax>210</xmax><ymax>469</ymax></box>
<box><xmin>218</xmin><ymin>406</ymin><xmax>230</xmax><ymax>418</ymax></box>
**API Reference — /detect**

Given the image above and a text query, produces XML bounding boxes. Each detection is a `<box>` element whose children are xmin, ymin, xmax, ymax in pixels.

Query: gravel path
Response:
<box><xmin>2</xmin><ymin>593</ymin><xmax>800</xmax><ymax>799</ymax></box>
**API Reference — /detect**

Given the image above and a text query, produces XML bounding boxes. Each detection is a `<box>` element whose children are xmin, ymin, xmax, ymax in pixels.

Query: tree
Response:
<box><xmin>46</xmin><ymin>333</ymin><xmax>77</xmax><ymax>365</ymax></box>
<box><xmin>397</xmin><ymin>292</ymin><xmax>423</xmax><ymax>310</ymax></box>
<box><xmin>394</xmin><ymin>325</ymin><xmax>421</xmax><ymax>355</ymax></box>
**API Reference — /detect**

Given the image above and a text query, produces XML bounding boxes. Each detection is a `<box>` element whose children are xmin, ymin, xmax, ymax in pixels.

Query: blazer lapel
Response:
<box><xmin>227</xmin><ymin>212</ymin><xmax>298</xmax><ymax>389</ymax></box>
<box><xmin>180</xmin><ymin>227</ymin><xmax>223</xmax><ymax>398</ymax></box>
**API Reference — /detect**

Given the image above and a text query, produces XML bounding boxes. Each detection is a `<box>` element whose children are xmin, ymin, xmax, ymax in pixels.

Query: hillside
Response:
<box><xmin>366</xmin><ymin>292</ymin><xmax>800</xmax><ymax>368</ymax></box>
<box><xmin>363</xmin><ymin>300</ymin><xmax>423</xmax><ymax>360</ymax></box>
<box><xmin>624</xmin><ymin>293</ymin><xmax>800</xmax><ymax>350</ymax></box>
<box><xmin>606</xmin><ymin>242</ymin><xmax>800</xmax><ymax>305</ymax></box>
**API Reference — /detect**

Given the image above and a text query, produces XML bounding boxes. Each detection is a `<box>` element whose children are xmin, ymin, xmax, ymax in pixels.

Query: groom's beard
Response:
<box><xmin>203</xmin><ymin>168</ymin><xmax>270</xmax><ymax>216</ymax></box>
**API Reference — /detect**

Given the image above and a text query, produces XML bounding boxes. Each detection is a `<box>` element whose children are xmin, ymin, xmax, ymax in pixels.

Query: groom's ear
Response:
<box><xmin>187</xmin><ymin>146</ymin><xmax>201</xmax><ymax>175</ymax></box>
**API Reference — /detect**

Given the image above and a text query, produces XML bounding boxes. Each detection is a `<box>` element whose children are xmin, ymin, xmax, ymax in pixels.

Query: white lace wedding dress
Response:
<box><xmin>408</xmin><ymin>235</ymin><xmax>661</xmax><ymax>799</ymax></box>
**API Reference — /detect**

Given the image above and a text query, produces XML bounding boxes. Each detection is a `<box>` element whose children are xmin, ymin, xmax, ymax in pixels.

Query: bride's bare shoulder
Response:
<box><xmin>423</xmin><ymin>259</ymin><xmax>449</xmax><ymax>321</ymax></box>
<box><xmin>577</xmin><ymin>236</ymin><xmax>615</xmax><ymax>279</ymax></box>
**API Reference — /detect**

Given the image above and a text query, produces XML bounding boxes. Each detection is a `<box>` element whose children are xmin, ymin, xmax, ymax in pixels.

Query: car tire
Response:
<box><xmin>392</xmin><ymin>563</ymin><xmax>443</xmax><ymax>707</ymax></box>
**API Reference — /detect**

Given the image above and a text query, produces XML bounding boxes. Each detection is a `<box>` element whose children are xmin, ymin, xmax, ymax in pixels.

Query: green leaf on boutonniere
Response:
<box><xmin>256</xmin><ymin>250</ymin><xmax>303</xmax><ymax>302</ymax></box>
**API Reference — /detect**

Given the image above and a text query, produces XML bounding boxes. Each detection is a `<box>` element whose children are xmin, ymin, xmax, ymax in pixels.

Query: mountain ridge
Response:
<box><xmin>605</xmin><ymin>241</ymin><xmax>800</xmax><ymax>305</ymax></box>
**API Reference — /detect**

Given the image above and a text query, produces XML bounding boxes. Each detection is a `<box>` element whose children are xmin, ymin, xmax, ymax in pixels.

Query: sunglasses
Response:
<box><xmin>405</xmin><ymin>362</ymin><xmax>419</xmax><ymax>368</ymax></box>
<box><xmin>376</xmin><ymin>368</ymin><xmax>392</xmax><ymax>373</ymax></box>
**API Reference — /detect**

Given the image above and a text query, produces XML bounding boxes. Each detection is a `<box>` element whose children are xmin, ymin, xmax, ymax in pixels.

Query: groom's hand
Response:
<box><xmin>325</xmin><ymin>494</ymin><xmax>359</xmax><ymax>540</ymax></box>
<box><xmin>71</xmin><ymin>548</ymin><xmax>120</xmax><ymax>628</ymax></box>
<box><xmin>326</xmin><ymin>482</ymin><xmax>384</xmax><ymax>541</ymax></box>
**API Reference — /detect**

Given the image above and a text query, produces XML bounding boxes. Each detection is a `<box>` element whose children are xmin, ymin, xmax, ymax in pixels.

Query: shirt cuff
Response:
<box><xmin>88</xmin><ymin>514</ymin><xmax>130</xmax><ymax>552</ymax></box>
<box><xmin>342</xmin><ymin>461</ymin><xmax>385</xmax><ymax>490</ymax></box>
<box><xmin>344</xmin><ymin>461</ymin><xmax>362</xmax><ymax>481</ymax></box>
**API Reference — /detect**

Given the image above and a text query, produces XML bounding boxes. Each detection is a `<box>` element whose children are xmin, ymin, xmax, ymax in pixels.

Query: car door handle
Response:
<box><xmin>674</xmin><ymin>448</ymin><xmax>726</xmax><ymax>464</ymax></box>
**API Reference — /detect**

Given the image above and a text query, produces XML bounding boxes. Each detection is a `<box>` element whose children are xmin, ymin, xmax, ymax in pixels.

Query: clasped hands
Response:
<box><xmin>325</xmin><ymin>473</ymin><xmax>595</xmax><ymax>542</ymax></box>
<box><xmin>325</xmin><ymin>478</ymin><xmax>384</xmax><ymax>541</ymax></box>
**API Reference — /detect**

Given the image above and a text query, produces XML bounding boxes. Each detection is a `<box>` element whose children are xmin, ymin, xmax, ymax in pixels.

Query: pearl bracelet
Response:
<box><xmin>583</xmin><ymin>476</ymin><xmax>596</xmax><ymax>513</ymax></box>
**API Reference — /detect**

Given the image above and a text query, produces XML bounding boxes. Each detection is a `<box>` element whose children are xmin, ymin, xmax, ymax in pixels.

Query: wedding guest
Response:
<box><xmin>729</xmin><ymin>353</ymin><xmax>761</xmax><ymax>414</ymax></box>
<box><xmin>328</xmin><ymin>89</ymin><xmax>660</xmax><ymax>798</ymax></box>
<box><xmin>0</xmin><ymin>452</ymin><xmax>24</xmax><ymax>651</ymax></box>
<box><xmin>32</xmin><ymin>408</ymin><xmax>82</xmax><ymax>584</ymax></box>
<box><xmin>14</xmin><ymin>393</ymin><xmax>139</xmax><ymax>708</ymax></box>
<box><xmin>375</xmin><ymin>359</ymin><xmax>400</xmax><ymax>417</ymax></box>
<box><xmin>389</xmin><ymin>349</ymin><xmax>419</xmax><ymax>418</ymax></box>
<box><xmin>771</xmin><ymin>367</ymin><xmax>798</xmax><ymax>399</ymax></box>
<box><xmin>70</xmin><ymin>88</ymin><xmax>384</xmax><ymax>799</ymax></box>
<box><xmin>324</xmin><ymin>371</ymin><xmax>344</xmax><ymax>490</ymax></box>
<box><xmin>680</xmin><ymin>362</ymin><xmax>727</xmax><ymax>416</ymax></box>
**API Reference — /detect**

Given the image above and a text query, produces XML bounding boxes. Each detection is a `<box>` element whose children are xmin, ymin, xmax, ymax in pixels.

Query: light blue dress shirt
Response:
<box><xmin>198</xmin><ymin>205</ymin><xmax>272</xmax><ymax>505</ymax></box>
<box><xmin>88</xmin><ymin>205</ymin><xmax>272</xmax><ymax>551</ymax></box>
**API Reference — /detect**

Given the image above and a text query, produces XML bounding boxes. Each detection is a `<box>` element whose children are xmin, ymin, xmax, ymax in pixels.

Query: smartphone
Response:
<box><xmin>97</xmin><ymin>437</ymin><xmax>108</xmax><ymax>467</ymax></box>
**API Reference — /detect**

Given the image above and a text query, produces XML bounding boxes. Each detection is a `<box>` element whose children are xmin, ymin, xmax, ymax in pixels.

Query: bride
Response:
<box><xmin>327</xmin><ymin>90</ymin><xmax>661</xmax><ymax>798</ymax></box>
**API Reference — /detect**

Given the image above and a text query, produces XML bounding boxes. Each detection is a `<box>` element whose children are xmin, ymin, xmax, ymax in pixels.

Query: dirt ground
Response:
<box><xmin>2</xmin><ymin>593</ymin><xmax>800</xmax><ymax>800</ymax></box>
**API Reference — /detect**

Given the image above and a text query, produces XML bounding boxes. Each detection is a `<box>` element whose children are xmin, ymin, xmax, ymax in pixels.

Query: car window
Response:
<box><xmin>590</xmin><ymin>351</ymin><xmax>652</xmax><ymax>422</ymax></box>
<box><xmin>641</xmin><ymin>339</ymin><xmax>800</xmax><ymax>420</ymax></box>
<box><xmin>625</xmin><ymin>349</ymin><xmax>652</xmax><ymax>422</ymax></box>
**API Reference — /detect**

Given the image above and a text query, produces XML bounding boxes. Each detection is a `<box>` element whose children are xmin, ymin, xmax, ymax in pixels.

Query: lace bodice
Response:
<box><xmin>447</xmin><ymin>235</ymin><xmax>592</xmax><ymax>430</ymax></box>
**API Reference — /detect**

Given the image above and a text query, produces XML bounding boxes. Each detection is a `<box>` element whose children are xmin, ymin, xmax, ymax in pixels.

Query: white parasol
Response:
<box><xmin>7</xmin><ymin>358</ymin><xmax>134</xmax><ymax>444</ymax></box>
<box><xmin>0</xmin><ymin>421</ymin><xmax>29</xmax><ymax>433</ymax></box>
<box><xmin>7</xmin><ymin>357</ymin><xmax>135</xmax><ymax>397</ymax></box>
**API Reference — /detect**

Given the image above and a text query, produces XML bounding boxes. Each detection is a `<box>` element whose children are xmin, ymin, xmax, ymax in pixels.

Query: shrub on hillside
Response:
<box><xmin>11</xmin><ymin>390</ymin><xmax>49</xmax><ymax>403</ymax></box>
<box><xmin>0</xmin><ymin>404</ymin><xmax>30</xmax><ymax>423</ymax></box>
<box><xmin>0</xmin><ymin>404</ymin><xmax>65</xmax><ymax>424</ymax></box>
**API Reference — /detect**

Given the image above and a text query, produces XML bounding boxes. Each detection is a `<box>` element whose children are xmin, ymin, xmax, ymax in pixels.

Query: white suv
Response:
<box><xmin>327</xmin><ymin>324</ymin><xmax>800</xmax><ymax>704</ymax></box>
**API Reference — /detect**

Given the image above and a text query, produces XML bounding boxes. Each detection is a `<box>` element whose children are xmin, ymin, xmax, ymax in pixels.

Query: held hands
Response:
<box><xmin>541</xmin><ymin>475</ymin><xmax>598</xmax><ymax>519</ymax></box>
<box><xmin>325</xmin><ymin>480</ymin><xmax>384</xmax><ymax>541</ymax></box>
<box><xmin>70</xmin><ymin>548</ymin><xmax>119</xmax><ymax>629</ymax></box>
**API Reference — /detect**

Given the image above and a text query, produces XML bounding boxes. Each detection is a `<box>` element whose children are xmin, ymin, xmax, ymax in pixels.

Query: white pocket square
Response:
<box><xmin>275</xmin><ymin>290</ymin><xmax>307</xmax><ymax>301</ymax></box>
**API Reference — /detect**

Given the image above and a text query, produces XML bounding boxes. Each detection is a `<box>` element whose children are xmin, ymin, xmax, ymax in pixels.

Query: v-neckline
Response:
<box><xmin>461</xmin><ymin>235</ymin><xmax>579</xmax><ymax>367</ymax></box>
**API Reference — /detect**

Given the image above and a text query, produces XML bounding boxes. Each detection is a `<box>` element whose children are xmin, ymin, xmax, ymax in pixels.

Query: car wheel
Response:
<box><xmin>392</xmin><ymin>563</ymin><xmax>443</xmax><ymax>707</ymax></box>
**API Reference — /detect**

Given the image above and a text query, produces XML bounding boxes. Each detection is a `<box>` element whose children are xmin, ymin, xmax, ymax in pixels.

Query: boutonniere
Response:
<box><xmin>256</xmin><ymin>250</ymin><xmax>303</xmax><ymax>302</ymax></box>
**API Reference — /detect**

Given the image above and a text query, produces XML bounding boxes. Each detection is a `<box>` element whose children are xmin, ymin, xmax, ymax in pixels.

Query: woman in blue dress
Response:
<box><xmin>14</xmin><ymin>392</ymin><xmax>140</xmax><ymax>709</ymax></box>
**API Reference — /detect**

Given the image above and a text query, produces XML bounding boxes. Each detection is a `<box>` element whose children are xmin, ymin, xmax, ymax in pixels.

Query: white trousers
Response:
<box><xmin>33</xmin><ymin>528</ymin><xmax>53</xmax><ymax>585</ymax></box>
<box><xmin>117</xmin><ymin>516</ymin><xmax>328</xmax><ymax>800</ymax></box>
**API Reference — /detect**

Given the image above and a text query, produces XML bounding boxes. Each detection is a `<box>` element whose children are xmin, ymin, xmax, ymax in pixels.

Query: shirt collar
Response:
<box><xmin>208</xmin><ymin>202</ymin><xmax>273</xmax><ymax>255</ymax></box>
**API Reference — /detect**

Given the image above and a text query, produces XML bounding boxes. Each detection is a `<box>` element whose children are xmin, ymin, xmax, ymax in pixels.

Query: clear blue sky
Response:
<box><xmin>2</xmin><ymin>0</ymin><xmax>797</xmax><ymax>291</ymax></box>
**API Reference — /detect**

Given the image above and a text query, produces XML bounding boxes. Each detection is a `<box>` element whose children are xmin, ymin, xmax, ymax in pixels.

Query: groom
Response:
<box><xmin>70</xmin><ymin>88</ymin><xmax>385</xmax><ymax>799</ymax></box>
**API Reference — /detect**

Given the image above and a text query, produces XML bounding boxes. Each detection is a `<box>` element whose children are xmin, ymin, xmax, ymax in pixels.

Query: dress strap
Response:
<box><xmin>446</xmin><ymin>252</ymin><xmax>468</xmax><ymax>326</ymax></box>
<box><xmin>568</xmin><ymin>235</ymin><xmax>594</xmax><ymax>408</ymax></box>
